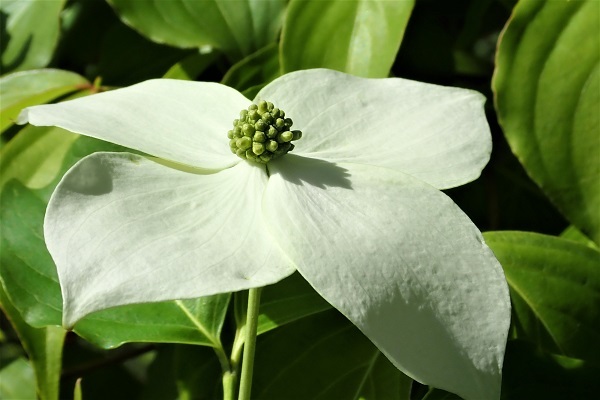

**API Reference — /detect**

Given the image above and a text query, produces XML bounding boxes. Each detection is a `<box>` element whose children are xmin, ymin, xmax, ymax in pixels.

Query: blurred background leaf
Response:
<box><xmin>0</xmin><ymin>0</ymin><xmax>66</xmax><ymax>73</ymax></box>
<box><xmin>0</xmin><ymin>69</ymin><xmax>88</xmax><ymax>134</ymax></box>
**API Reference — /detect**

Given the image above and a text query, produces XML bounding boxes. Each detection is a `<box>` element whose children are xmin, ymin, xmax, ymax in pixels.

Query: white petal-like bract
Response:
<box><xmin>263</xmin><ymin>155</ymin><xmax>510</xmax><ymax>400</ymax></box>
<box><xmin>46</xmin><ymin>152</ymin><xmax>294</xmax><ymax>327</ymax></box>
<box><xmin>19</xmin><ymin>80</ymin><xmax>250</xmax><ymax>171</ymax></box>
<box><xmin>257</xmin><ymin>69</ymin><xmax>492</xmax><ymax>189</ymax></box>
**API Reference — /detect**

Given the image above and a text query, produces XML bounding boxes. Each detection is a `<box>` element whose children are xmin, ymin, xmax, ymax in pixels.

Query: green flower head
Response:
<box><xmin>228</xmin><ymin>100</ymin><xmax>301</xmax><ymax>163</ymax></box>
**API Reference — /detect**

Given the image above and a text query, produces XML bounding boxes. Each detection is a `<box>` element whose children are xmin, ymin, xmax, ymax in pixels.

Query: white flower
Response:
<box><xmin>19</xmin><ymin>69</ymin><xmax>510</xmax><ymax>400</ymax></box>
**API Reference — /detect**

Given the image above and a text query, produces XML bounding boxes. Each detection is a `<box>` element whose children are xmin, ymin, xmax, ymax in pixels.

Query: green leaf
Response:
<box><xmin>252</xmin><ymin>310</ymin><xmax>413</xmax><ymax>400</ymax></box>
<box><xmin>0</xmin><ymin>284</ymin><xmax>65</xmax><ymax>400</ymax></box>
<box><xmin>258</xmin><ymin>272</ymin><xmax>331</xmax><ymax>335</ymax></box>
<box><xmin>108</xmin><ymin>0</ymin><xmax>287</xmax><ymax>61</ymax></box>
<box><xmin>0</xmin><ymin>357</ymin><xmax>36</xmax><ymax>399</ymax></box>
<box><xmin>493</xmin><ymin>0</ymin><xmax>600</xmax><ymax>244</ymax></box>
<box><xmin>0</xmin><ymin>69</ymin><xmax>88</xmax><ymax>133</ymax></box>
<box><xmin>0</xmin><ymin>125</ymin><xmax>79</xmax><ymax>189</ymax></box>
<box><xmin>163</xmin><ymin>50</ymin><xmax>219</xmax><ymax>80</ymax></box>
<box><xmin>484</xmin><ymin>231</ymin><xmax>600</xmax><ymax>363</ymax></box>
<box><xmin>0</xmin><ymin>182</ymin><xmax>63</xmax><ymax>324</ymax></box>
<box><xmin>281</xmin><ymin>0</ymin><xmax>414</xmax><ymax>77</ymax></box>
<box><xmin>560</xmin><ymin>225</ymin><xmax>598</xmax><ymax>249</ymax></box>
<box><xmin>0</xmin><ymin>0</ymin><xmax>66</xmax><ymax>73</ymax></box>
<box><xmin>76</xmin><ymin>295</ymin><xmax>231</xmax><ymax>349</ymax></box>
<box><xmin>501</xmin><ymin>340</ymin><xmax>599</xmax><ymax>400</ymax></box>
<box><xmin>73</xmin><ymin>378</ymin><xmax>82</xmax><ymax>400</ymax></box>
<box><xmin>222</xmin><ymin>43</ymin><xmax>280</xmax><ymax>93</ymax></box>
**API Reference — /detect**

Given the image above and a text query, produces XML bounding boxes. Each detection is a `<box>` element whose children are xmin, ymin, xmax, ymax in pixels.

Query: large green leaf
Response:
<box><xmin>108</xmin><ymin>0</ymin><xmax>286</xmax><ymax>61</ymax></box>
<box><xmin>0</xmin><ymin>284</ymin><xmax>65</xmax><ymax>400</ymax></box>
<box><xmin>493</xmin><ymin>0</ymin><xmax>600</xmax><ymax>244</ymax></box>
<box><xmin>484</xmin><ymin>231</ymin><xmax>600</xmax><ymax>363</ymax></box>
<box><xmin>0</xmin><ymin>0</ymin><xmax>66</xmax><ymax>73</ymax></box>
<box><xmin>281</xmin><ymin>0</ymin><xmax>414</xmax><ymax>77</ymax></box>
<box><xmin>252</xmin><ymin>310</ymin><xmax>412</xmax><ymax>400</ymax></box>
<box><xmin>0</xmin><ymin>69</ymin><xmax>88</xmax><ymax>133</ymax></box>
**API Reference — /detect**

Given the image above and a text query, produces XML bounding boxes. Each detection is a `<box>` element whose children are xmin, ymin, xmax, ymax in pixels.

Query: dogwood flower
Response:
<box><xmin>19</xmin><ymin>69</ymin><xmax>510</xmax><ymax>400</ymax></box>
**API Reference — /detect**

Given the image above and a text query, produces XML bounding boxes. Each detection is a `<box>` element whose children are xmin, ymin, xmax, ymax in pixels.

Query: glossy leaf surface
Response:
<box><xmin>108</xmin><ymin>0</ymin><xmax>286</xmax><ymax>61</ymax></box>
<box><xmin>281</xmin><ymin>0</ymin><xmax>414</xmax><ymax>77</ymax></box>
<box><xmin>493</xmin><ymin>0</ymin><xmax>600</xmax><ymax>243</ymax></box>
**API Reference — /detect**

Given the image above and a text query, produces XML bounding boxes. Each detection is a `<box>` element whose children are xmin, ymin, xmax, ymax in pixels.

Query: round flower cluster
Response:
<box><xmin>228</xmin><ymin>100</ymin><xmax>302</xmax><ymax>164</ymax></box>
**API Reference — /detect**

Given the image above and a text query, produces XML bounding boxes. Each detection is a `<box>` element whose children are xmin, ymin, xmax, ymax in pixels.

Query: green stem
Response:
<box><xmin>222</xmin><ymin>370</ymin><xmax>236</xmax><ymax>400</ymax></box>
<box><xmin>217</xmin><ymin>344</ymin><xmax>236</xmax><ymax>400</ymax></box>
<box><xmin>237</xmin><ymin>287</ymin><xmax>262</xmax><ymax>400</ymax></box>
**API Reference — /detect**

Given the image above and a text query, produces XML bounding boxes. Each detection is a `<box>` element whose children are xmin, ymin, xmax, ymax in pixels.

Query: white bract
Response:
<box><xmin>19</xmin><ymin>69</ymin><xmax>510</xmax><ymax>400</ymax></box>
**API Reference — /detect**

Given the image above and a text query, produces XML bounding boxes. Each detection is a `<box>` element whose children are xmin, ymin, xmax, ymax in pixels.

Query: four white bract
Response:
<box><xmin>19</xmin><ymin>69</ymin><xmax>510</xmax><ymax>400</ymax></box>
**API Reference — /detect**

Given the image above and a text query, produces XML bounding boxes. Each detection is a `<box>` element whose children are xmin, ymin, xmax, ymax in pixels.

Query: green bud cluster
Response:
<box><xmin>228</xmin><ymin>100</ymin><xmax>302</xmax><ymax>164</ymax></box>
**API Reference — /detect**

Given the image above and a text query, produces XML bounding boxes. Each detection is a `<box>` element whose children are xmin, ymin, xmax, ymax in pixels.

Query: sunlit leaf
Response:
<box><xmin>560</xmin><ymin>225</ymin><xmax>598</xmax><ymax>249</ymax></box>
<box><xmin>493</xmin><ymin>0</ymin><xmax>600</xmax><ymax>244</ymax></box>
<box><xmin>108</xmin><ymin>0</ymin><xmax>286</xmax><ymax>61</ymax></box>
<box><xmin>163</xmin><ymin>50</ymin><xmax>219</xmax><ymax>81</ymax></box>
<box><xmin>281</xmin><ymin>0</ymin><xmax>414</xmax><ymax>77</ymax></box>
<box><xmin>0</xmin><ymin>125</ymin><xmax>79</xmax><ymax>189</ymax></box>
<box><xmin>0</xmin><ymin>69</ymin><xmax>88</xmax><ymax>133</ymax></box>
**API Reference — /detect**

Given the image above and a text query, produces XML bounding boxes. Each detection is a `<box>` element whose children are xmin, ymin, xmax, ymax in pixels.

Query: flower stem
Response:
<box><xmin>237</xmin><ymin>287</ymin><xmax>262</xmax><ymax>400</ymax></box>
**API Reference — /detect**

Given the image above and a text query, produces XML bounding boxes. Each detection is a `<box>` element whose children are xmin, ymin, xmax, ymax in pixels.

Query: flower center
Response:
<box><xmin>228</xmin><ymin>100</ymin><xmax>302</xmax><ymax>164</ymax></box>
